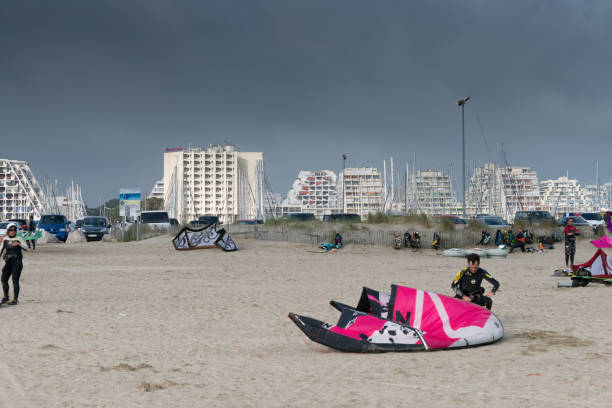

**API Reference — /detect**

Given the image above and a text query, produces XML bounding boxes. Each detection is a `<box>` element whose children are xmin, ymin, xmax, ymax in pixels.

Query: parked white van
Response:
<box><xmin>140</xmin><ymin>211</ymin><xmax>171</xmax><ymax>230</ymax></box>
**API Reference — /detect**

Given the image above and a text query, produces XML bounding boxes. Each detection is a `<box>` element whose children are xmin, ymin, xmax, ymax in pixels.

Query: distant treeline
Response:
<box><xmin>86</xmin><ymin>197</ymin><xmax>163</xmax><ymax>221</ymax></box>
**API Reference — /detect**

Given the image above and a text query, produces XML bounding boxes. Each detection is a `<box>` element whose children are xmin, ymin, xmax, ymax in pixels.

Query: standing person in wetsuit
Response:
<box><xmin>564</xmin><ymin>217</ymin><xmax>580</xmax><ymax>266</ymax></box>
<box><xmin>509</xmin><ymin>229</ymin><xmax>526</xmax><ymax>253</ymax></box>
<box><xmin>1</xmin><ymin>224</ymin><xmax>28</xmax><ymax>305</ymax></box>
<box><xmin>451</xmin><ymin>253</ymin><xmax>500</xmax><ymax>310</ymax></box>
<box><xmin>26</xmin><ymin>214</ymin><xmax>37</xmax><ymax>250</ymax></box>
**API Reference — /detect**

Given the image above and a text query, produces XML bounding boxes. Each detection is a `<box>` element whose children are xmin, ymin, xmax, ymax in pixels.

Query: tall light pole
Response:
<box><xmin>342</xmin><ymin>154</ymin><xmax>347</xmax><ymax>213</ymax></box>
<box><xmin>457</xmin><ymin>96</ymin><xmax>470</xmax><ymax>218</ymax></box>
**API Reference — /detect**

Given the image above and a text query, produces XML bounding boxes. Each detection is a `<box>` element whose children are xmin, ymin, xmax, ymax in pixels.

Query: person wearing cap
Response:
<box><xmin>0</xmin><ymin>223</ymin><xmax>28</xmax><ymax>305</ymax></box>
<box><xmin>451</xmin><ymin>253</ymin><xmax>500</xmax><ymax>310</ymax></box>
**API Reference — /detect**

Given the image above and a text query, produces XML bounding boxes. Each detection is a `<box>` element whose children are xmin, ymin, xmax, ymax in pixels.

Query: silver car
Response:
<box><xmin>476</xmin><ymin>216</ymin><xmax>510</xmax><ymax>229</ymax></box>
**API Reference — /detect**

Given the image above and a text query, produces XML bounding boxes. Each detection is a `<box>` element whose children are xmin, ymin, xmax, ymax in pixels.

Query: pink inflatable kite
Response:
<box><xmin>591</xmin><ymin>235</ymin><xmax>612</xmax><ymax>248</ymax></box>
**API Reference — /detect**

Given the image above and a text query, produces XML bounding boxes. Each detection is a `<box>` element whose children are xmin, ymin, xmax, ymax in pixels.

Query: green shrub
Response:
<box><xmin>467</xmin><ymin>219</ymin><xmax>483</xmax><ymax>231</ymax></box>
<box><xmin>365</xmin><ymin>212</ymin><xmax>392</xmax><ymax>224</ymax></box>
<box><xmin>436</xmin><ymin>218</ymin><xmax>455</xmax><ymax>232</ymax></box>
<box><xmin>264</xmin><ymin>217</ymin><xmax>286</xmax><ymax>227</ymax></box>
<box><xmin>398</xmin><ymin>214</ymin><xmax>431</xmax><ymax>227</ymax></box>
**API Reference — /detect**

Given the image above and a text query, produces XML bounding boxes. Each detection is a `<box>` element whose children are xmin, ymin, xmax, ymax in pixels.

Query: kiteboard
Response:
<box><xmin>17</xmin><ymin>231</ymin><xmax>42</xmax><ymax>240</ymax></box>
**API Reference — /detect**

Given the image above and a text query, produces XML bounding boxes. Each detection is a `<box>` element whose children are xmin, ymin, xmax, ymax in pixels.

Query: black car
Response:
<box><xmin>322</xmin><ymin>213</ymin><xmax>361</xmax><ymax>223</ymax></box>
<box><xmin>514</xmin><ymin>211</ymin><xmax>555</xmax><ymax>224</ymax></box>
<box><xmin>286</xmin><ymin>213</ymin><xmax>316</xmax><ymax>222</ymax></box>
<box><xmin>81</xmin><ymin>216</ymin><xmax>111</xmax><ymax>241</ymax></box>
<box><xmin>189</xmin><ymin>215</ymin><xmax>220</xmax><ymax>227</ymax></box>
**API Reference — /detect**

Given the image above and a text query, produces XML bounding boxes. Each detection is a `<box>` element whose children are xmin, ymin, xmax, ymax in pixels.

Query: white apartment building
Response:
<box><xmin>148</xmin><ymin>180</ymin><xmax>164</xmax><ymax>199</ymax></box>
<box><xmin>466</xmin><ymin>163</ymin><xmax>540</xmax><ymax>221</ymax></box>
<box><xmin>163</xmin><ymin>145</ymin><xmax>264</xmax><ymax>223</ymax></box>
<box><xmin>282</xmin><ymin>170</ymin><xmax>338</xmax><ymax>218</ymax></box>
<box><xmin>500</xmin><ymin>166</ymin><xmax>541</xmax><ymax>217</ymax></box>
<box><xmin>0</xmin><ymin>159</ymin><xmax>46</xmax><ymax>220</ymax></box>
<box><xmin>583</xmin><ymin>183</ymin><xmax>612</xmax><ymax>212</ymax></box>
<box><xmin>539</xmin><ymin>176</ymin><xmax>590</xmax><ymax>216</ymax></box>
<box><xmin>411</xmin><ymin>169</ymin><xmax>458</xmax><ymax>215</ymax></box>
<box><xmin>338</xmin><ymin>167</ymin><xmax>383</xmax><ymax>218</ymax></box>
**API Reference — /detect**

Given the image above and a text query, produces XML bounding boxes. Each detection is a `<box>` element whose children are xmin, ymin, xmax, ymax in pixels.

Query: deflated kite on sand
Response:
<box><xmin>289</xmin><ymin>285</ymin><xmax>503</xmax><ymax>352</ymax></box>
<box><xmin>566</xmin><ymin>248</ymin><xmax>612</xmax><ymax>286</ymax></box>
<box><xmin>172</xmin><ymin>223</ymin><xmax>237</xmax><ymax>251</ymax></box>
<box><xmin>591</xmin><ymin>235</ymin><xmax>612</xmax><ymax>248</ymax></box>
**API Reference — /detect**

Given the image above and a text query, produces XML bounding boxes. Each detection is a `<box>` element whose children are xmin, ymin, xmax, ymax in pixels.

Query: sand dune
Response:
<box><xmin>1</xmin><ymin>236</ymin><xmax>611</xmax><ymax>407</ymax></box>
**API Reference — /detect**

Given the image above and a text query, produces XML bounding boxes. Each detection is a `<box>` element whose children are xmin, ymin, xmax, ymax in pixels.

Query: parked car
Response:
<box><xmin>81</xmin><ymin>216</ymin><xmax>111</xmax><ymax>241</ymax></box>
<box><xmin>322</xmin><ymin>214</ymin><xmax>361</xmax><ymax>223</ymax></box>
<box><xmin>557</xmin><ymin>215</ymin><xmax>591</xmax><ymax>227</ymax></box>
<box><xmin>433</xmin><ymin>214</ymin><xmax>467</xmax><ymax>226</ymax></box>
<box><xmin>75</xmin><ymin>217</ymin><xmax>85</xmax><ymax>230</ymax></box>
<box><xmin>514</xmin><ymin>211</ymin><xmax>555</xmax><ymax>225</ymax></box>
<box><xmin>170</xmin><ymin>218</ymin><xmax>179</xmax><ymax>226</ymax></box>
<box><xmin>237</xmin><ymin>219</ymin><xmax>264</xmax><ymax>225</ymax></box>
<box><xmin>198</xmin><ymin>215</ymin><xmax>220</xmax><ymax>225</ymax></box>
<box><xmin>7</xmin><ymin>218</ymin><xmax>28</xmax><ymax>230</ymax></box>
<box><xmin>140</xmin><ymin>210</ymin><xmax>171</xmax><ymax>230</ymax></box>
<box><xmin>475</xmin><ymin>215</ymin><xmax>510</xmax><ymax>229</ymax></box>
<box><xmin>37</xmin><ymin>214</ymin><xmax>69</xmax><ymax>242</ymax></box>
<box><xmin>580</xmin><ymin>212</ymin><xmax>605</xmax><ymax>229</ymax></box>
<box><xmin>286</xmin><ymin>213</ymin><xmax>316</xmax><ymax>222</ymax></box>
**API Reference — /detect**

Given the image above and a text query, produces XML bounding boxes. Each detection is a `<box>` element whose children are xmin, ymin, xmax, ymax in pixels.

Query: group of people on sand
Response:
<box><xmin>0</xmin><ymin>222</ymin><xmax>29</xmax><ymax>306</ymax></box>
<box><xmin>452</xmin><ymin>219</ymin><xmax>583</xmax><ymax>310</ymax></box>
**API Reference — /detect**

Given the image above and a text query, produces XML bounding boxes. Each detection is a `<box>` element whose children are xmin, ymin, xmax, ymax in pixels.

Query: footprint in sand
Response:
<box><xmin>99</xmin><ymin>363</ymin><xmax>153</xmax><ymax>372</ymax></box>
<box><xmin>139</xmin><ymin>380</ymin><xmax>178</xmax><ymax>392</ymax></box>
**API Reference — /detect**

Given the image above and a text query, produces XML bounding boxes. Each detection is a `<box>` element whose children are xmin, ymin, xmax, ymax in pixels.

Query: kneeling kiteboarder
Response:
<box><xmin>451</xmin><ymin>253</ymin><xmax>500</xmax><ymax>310</ymax></box>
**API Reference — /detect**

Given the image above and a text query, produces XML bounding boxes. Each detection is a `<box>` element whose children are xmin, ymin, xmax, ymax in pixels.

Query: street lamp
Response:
<box><xmin>457</xmin><ymin>97</ymin><xmax>470</xmax><ymax>218</ymax></box>
<box><xmin>341</xmin><ymin>154</ymin><xmax>347</xmax><ymax>213</ymax></box>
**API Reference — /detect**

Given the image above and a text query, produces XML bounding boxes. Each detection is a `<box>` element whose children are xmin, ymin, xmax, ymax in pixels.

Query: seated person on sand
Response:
<box><xmin>451</xmin><ymin>253</ymin><xmax>500</xmax><ymax>310</ymax></box>
<box><xmin>334</xmin><ymin>233</ymin><xmax>343</xmax><ymax>249</ymax></box>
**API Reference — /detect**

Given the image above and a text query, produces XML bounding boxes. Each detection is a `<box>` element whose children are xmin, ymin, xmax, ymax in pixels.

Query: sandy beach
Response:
<box><xmin>1</xmin><ymin>236</ymin><xmax>611</xmax><ymax>407</ymax></box>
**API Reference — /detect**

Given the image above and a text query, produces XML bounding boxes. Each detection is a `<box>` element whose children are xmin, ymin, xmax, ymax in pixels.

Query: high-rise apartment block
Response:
<box><xmin>282</xmin><ymin>170</ymin><xmax>338</xmax><ymax>218</ymax></box>
<box><xmin>163</xmin><ymin>145</ymin><xmax>263</xmax><ymax>223</ymax></box>
<box><xmin>412</xmin><ymin>169</ymin><xmax>458</xmax><ymax>215</ymax></box>
<box><xmin>0</xmin><ymin>159</ymin><xmax>46</xmax><ymax>220</ymax></box>
<box><xmin>466</xmin><ymin>163</ymin><xmax>540</xmax><ymax>221</ymax></box>
<box><xmin>148</xmin><ymin>180</ymin><xmax>164</xmax><ymax>199</ymax></box>
<box><xmin>338</xmin><ymin>167</ymin><xmax>383</xmax><ymax>218</ymax></box>
<box><xmin>539</xmin><ymin>176</ymin><xmax>590</xmax><ymax>216</ymax></box>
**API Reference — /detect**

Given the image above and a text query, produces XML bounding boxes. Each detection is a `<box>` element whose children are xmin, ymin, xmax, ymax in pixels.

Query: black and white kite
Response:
<box><xmin>172</xmin><ymin>223</ymin><xmax>238</xmax><ymax>251</ymax></box>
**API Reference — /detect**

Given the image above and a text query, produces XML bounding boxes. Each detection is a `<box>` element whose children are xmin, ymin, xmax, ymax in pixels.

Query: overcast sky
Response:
<box><xmin>2</xmin><ymin>1</ymin><xmax>611</xmax><ymax>205</ymax></box>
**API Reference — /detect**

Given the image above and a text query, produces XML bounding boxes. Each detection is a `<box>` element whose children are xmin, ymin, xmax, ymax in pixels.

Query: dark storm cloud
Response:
<box><xmin>1</xmin><ymin>1</ymin><xmax>611</xmax><ymax>204</ymax></box>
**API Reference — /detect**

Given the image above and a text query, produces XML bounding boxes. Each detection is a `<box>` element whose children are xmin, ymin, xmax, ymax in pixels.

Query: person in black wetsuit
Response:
<box><xmin>564</xmin><ymin>218</ymin><xmax>580</xmax><ymax>266</ymax></box>
<box><xmin>26</xmin><ymin>214</ymin><xmax>37</xmax><ymax>250</ymax></box>
<box><xmin>451</xmin><ymin>253</ymin><xmax>500</xmax><ymax>310</ymax></box>
<box><xmin>1</xmin><ymin>224</ymin><xmax>28</xmax><ymax>305</ymax></box>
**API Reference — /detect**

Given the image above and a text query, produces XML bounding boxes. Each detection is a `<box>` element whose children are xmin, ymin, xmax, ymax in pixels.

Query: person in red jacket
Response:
<box><xmin>509</xmin><ymin>229</ymin><xmax>526</xmax><ymax>253</ymax></box>
<box><xmin>564</xmin><ymin>218</ymin><xmax>580</xmax><ymax>266</ymax></box>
